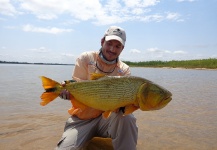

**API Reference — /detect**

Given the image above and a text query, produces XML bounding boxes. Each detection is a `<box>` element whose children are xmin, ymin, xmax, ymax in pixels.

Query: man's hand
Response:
<box><xmin>59</xmin><ymin>81</ymin><xmax>71</xmax><ymax>100</ymax></box>
<box><xmin>59</xmin><ymin>89</ymin><xmax>71</xmax><ymax>100</ymax></box>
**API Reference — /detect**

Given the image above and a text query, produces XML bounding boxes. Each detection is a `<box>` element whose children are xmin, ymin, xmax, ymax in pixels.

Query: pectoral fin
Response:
<box><xmin>123</xmin><ymin>104</ymin><xmax>139</xmax><ymax>116</ymax></box>
<box><xmin>68</xmin><ymin>107</ymin><xmax>82</xmax><ymax>115</ymax></box>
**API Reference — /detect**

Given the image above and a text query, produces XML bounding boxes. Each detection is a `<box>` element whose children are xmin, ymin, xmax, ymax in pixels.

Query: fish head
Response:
<box><xmin>138</xmin><ymin>82</ymin><xmax>172</xmax><ymax>111</ymax></box>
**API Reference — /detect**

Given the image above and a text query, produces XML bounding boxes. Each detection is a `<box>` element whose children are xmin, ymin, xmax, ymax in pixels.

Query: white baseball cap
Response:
<box><xmin>104</xmin><ymin>26</ymin><xmax>126</xmax><ymax>46</ymax></box>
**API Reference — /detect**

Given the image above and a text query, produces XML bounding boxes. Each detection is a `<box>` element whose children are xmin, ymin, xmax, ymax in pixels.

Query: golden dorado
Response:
<box><xmin>40</xmin><ymin>73</ymin><xmax>172</xmax><ymax>118</ymax></box>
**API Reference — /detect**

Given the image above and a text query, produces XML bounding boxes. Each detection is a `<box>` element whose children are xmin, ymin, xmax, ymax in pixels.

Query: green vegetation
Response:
<box><xmin>124</xmin><ymin>58</ymin><xmax>217</xmax><ymax>69</ymax></box>
<box><xmin>1</xmin><ymin>58</ymin><xmax>217</xmax><ymax>69</ymax></box>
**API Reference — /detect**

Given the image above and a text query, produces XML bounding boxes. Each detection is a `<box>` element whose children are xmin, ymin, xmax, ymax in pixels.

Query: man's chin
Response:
<box><xmin>106</xmin><ymin>54</ymin><xmax>117</xmax><ymax>61</ymax></box>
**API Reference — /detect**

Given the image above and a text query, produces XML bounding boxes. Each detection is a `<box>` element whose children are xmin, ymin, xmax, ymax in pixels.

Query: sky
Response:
<box><xmin>0</xmin><ymin>0</ymin><xmax>217</xmax><ymax>64</ymax></box>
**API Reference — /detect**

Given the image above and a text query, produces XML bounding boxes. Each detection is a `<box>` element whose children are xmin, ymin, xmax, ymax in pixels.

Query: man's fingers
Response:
<box><xmin>59</xmin><ymin>89</ymin><xmax>70</xmax><ymax>100</ymax></box>
<box><xmin>61</xmin><ymin>81</ymin><xmax>66</xmax><ymax>87</ymax></box>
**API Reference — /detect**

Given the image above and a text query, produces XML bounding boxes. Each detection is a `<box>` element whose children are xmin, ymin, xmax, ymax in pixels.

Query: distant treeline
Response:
<box><xmin>0</xmin><ymin>60</ymin><xmax>73</xmax><ymax>66</ymax></box>
<box><xmin>124</xmin><ymin>58</ymin><xmax>217</xmax><ymax>69</ymax></box>
<box><xmin>1</xmin><ymin>59</ymin><xmax>217</xmax><ymax>69</ymax></box>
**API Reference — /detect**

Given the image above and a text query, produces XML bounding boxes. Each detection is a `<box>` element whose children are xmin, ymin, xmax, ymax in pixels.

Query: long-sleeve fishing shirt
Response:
<box><xmin>69</xmin><ymin>51</ymin><xmax>130</xmax><ymax>120</ymax></box>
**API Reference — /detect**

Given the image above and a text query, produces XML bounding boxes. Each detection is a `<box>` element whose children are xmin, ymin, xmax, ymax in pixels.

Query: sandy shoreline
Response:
<box><xmin>0</xmin><ymin>113</ymin><xmax>65</xmax><ymax>150</ymax></box>
<box><xmin>132</xmin><ymin>66</ymin><xmax>217</xmax><ymax>70</ymax></box>
<box><xmin>1</xmin><ymin>110</ymin><xmax>217</xmax><ymax>150</ymax></box>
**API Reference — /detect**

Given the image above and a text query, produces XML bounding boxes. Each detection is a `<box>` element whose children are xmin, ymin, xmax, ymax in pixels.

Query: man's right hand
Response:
<box><xmin>59</xmin><ymin>89</ymin><xmax>71</xmax><ymax>100</ymax></box>
<box><xmin>59</xmin><ymin>81</ymin><xmax>71</xmax><ymax>100</ymax></box>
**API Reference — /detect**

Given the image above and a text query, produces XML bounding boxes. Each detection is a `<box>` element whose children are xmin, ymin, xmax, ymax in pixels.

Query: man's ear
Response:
<box><xmin>122</xmin><ymin>46</ymin><xmax>125</xmax><ymax>50</ymax></box>
<box><xmin>101</xmin><ymin>37</ymin><xmax>105</xmax><ymax>46</ymax></box>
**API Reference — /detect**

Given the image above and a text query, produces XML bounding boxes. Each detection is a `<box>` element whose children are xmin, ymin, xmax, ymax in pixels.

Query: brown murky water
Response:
<box><xmin>0</xmin><ymin>64</ymin><xmax>216</xmax><ymax>150</ymax></box>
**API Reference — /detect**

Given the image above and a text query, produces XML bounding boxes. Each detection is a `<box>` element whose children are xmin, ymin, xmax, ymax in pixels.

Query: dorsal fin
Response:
<box><xmin>90</xmin><ymin>73</ymin><xmax>106</xmax><ymax>80</ymax></box>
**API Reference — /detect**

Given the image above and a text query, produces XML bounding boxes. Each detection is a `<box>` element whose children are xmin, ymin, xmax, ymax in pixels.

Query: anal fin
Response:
<box><xmin>102</xmin><ymin>111</ymin><xmax>112</xmax><ymax>119</ymax></box>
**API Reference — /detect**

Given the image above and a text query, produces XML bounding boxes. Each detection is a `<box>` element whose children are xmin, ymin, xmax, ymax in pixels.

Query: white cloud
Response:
<box><xmin>131</xmin><ymin>8</ymin><xmax>145</xmax><ymax>15</ymax></box>
<box><xmin>61</xmin><ymin>53</ymin><xmax>75</xmax><ymax>57</ymax></box>
<box><xmin>173</xmin><ymin>50</ymin><xmax>187</xmax><ymax>54</ymax></box>
<box><xmin>123</xmin><ymin>0</ymin><xmax>160</xmax><ymax>8</ymax></box>
<box><xmin>0</xmin><ymin>0</ymin><xmax>19</xmax><ymax>16</ymax></box>
<box><xmin>29</xmin><ymin>47</ymin><xmax>49</xmax><ymax>53</ymax></box>
<box><xmin>130</xmin><ymin>49</ymin><xmax>141</xmax><ymax>53</ymax></box>
<box><xmin>177</xmin><ymin>0</ymin><xmax>196</xmax><ymax>2</ymax></box>
<box><xmin>139</xmin><ymin>14</ymin><xmax>164</xmax><ymax>22</ymax></box>
<box><xmin>22</xmin><ymin>24</ymin><xmax>73</xmax><ymax>34</ymax></box>
<box><xmin>0</xmin><ymin>0</ymin><xmax>184</xmax><ymax>25</ymax></box>
<box><xmin>19</xmin><ymin>0</ymin><xmax>102</xmax><ymax>20</ymax></box>
<box><xmin>147</xmin><ymin>48</ymin><xmax>188</xmax><ymax>56</ymax></box>
<box><xmin>140</xmin><ymin>47</ymin><xmax>190</xmax><ymax>61</ymax></box>
<box><xmin>37</xmin><ymin>14</ymin><xmax>58</xmax><ymax>20</ymax></box>
<box><xmin>147</xmin><ymin>47</ymin><xmax>168</xmax><ymax>53</ymax></box>
<box><xmin>166</xmin><ymin>12</ymin><xmax>180</xmax><ymax>21</ymax></box>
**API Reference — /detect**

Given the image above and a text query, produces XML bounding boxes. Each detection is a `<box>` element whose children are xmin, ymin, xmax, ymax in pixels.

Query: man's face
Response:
<box><xmin>101</xmin><ymin>39</ymin><xmax>124</xmax><ymax>61</ymax></box>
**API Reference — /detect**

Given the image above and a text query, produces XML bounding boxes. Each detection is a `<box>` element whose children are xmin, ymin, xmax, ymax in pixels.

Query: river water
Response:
<box><xmin>0</xmin><ymin>64</ymin><xmax>216</xmax><ymax>150</ymax></box>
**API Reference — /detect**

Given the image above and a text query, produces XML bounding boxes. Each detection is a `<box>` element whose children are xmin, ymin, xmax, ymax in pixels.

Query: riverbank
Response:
<box><xmin>161</xmin><ymin>67</ymin><xmax>217</xmax><ymax>70</ymax></box>
<box><xmin>1</xmin><ymin>58</ymin><xmax>217</xmax><ymax>69</ymax></box>
<box><xmin>124</xmin><ymin>58</ymin><xmax>217</xmax><ymax>69</ymax></box>
<box><xmin>129</xmin><ymin>66</ymin><xmax>217</xmax><ymax>70</ymax></box>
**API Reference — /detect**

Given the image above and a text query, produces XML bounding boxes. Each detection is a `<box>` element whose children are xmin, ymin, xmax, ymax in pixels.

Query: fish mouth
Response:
<box><xmin>165</xmin><ymin>96</ymin><xmax>172</xmax><ymax>101</ymax></box>
<box><xmin>164</xmin><ymin>93</ymin><xmax>172</xmax><ymax>100</ymax></box>
<box><xmin>164</xmin><ymin>92</ymin><xmax>172</xmax><ymax>100</ymax></box>
<box><xmin>163</xmin><ymin>95</ymin><xmax>172</xmax><ymax>104</ymax></box>
<box><xmin>153</xmin><ymin>95</ymin><xmax>172</xmax><ymax>110</ymax></box>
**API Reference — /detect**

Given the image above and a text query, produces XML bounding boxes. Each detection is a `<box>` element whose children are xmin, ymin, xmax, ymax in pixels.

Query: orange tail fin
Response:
<box><xmin>40</xmin><ymin>76</ymin><xmax>59</xmax><ymax>89</ymax></box>
<box><xmin>40</xmin><ymin>76</ymin><xmax>60</xmax><ymax>106</ymax></box>
<box><xmin>40</xmin><ymin>92</ymin><xmax>59</xmax><ymax>106</ymax></box>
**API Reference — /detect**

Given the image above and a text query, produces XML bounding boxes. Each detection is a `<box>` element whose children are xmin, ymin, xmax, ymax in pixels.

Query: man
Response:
<box><xmin>56</xmin><ymin>26</ymin><xmax>138</xmax><ymax>150</ymax></box>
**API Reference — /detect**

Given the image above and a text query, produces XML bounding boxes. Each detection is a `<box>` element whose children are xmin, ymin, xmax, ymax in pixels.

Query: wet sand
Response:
<box><xmin>0</xmin><ymin>113</ymin><xmax>66</xmax><ymax>150</ymax></box>
<box><xmin>1</xmin><ymin>109</ymin><xmax>217</xmax><ymax>150</ymax></box>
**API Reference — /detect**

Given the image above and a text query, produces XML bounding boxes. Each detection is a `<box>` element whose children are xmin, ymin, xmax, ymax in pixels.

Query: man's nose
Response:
<box><xmin>110</xmin><ymin>46</ymin><xmax>115</xmax><ymax>52</ymax></box>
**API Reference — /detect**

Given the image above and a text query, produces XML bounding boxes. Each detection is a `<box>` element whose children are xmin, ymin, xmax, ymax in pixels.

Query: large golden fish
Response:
<box><xmin>40</xmin><ymin>73</ymin><xmax>172</xmax><ymax>118</ymax></box>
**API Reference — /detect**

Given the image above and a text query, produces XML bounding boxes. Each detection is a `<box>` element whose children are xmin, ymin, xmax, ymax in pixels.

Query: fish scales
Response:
<box><xmin>65</xmin><ymin>77</ymin><xmax>144</xmax><ymax>110</ymax></box>
<box><xmin>40</xmin><ymin>74</ymin><xmax>172</xmax><ymax>115</ymax></box>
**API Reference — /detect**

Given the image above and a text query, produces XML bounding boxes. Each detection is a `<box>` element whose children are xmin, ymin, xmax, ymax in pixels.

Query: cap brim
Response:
<box><xmin>105</xmin><ymin>35</ymin><xmax>125</xmax><ymax>46</ymax></box>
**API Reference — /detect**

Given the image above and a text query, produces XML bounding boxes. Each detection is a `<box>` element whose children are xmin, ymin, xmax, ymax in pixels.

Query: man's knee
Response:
<box><xmin>117</xmin><ymin>113</ymin><xmax>137</xmax><ymax>125</ymax></box>
<box><xmin>111</xmin><ymin>114</ymin><xmax>138</xmax><ymax>150</ymax></box>
<box><xmin>110</xmin><ymin>113</ymin><xmax>138</xmax><ymax>134</ymax></box>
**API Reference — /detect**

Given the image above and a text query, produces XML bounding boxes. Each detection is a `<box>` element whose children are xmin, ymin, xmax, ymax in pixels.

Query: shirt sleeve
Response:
<box><xmin>72</xmin><ymin>52</ymin><xmax>89</xmax><ymax>81</ymax></box>
<box><xmin>119</xmin><ymin>61</ymin><xmax>131</xmax><ymax>76</ymax></box>
<box><xmin>124</xmin><ymin>66</ymin><xmax>131</xmax><ymax>76</ymax></box>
